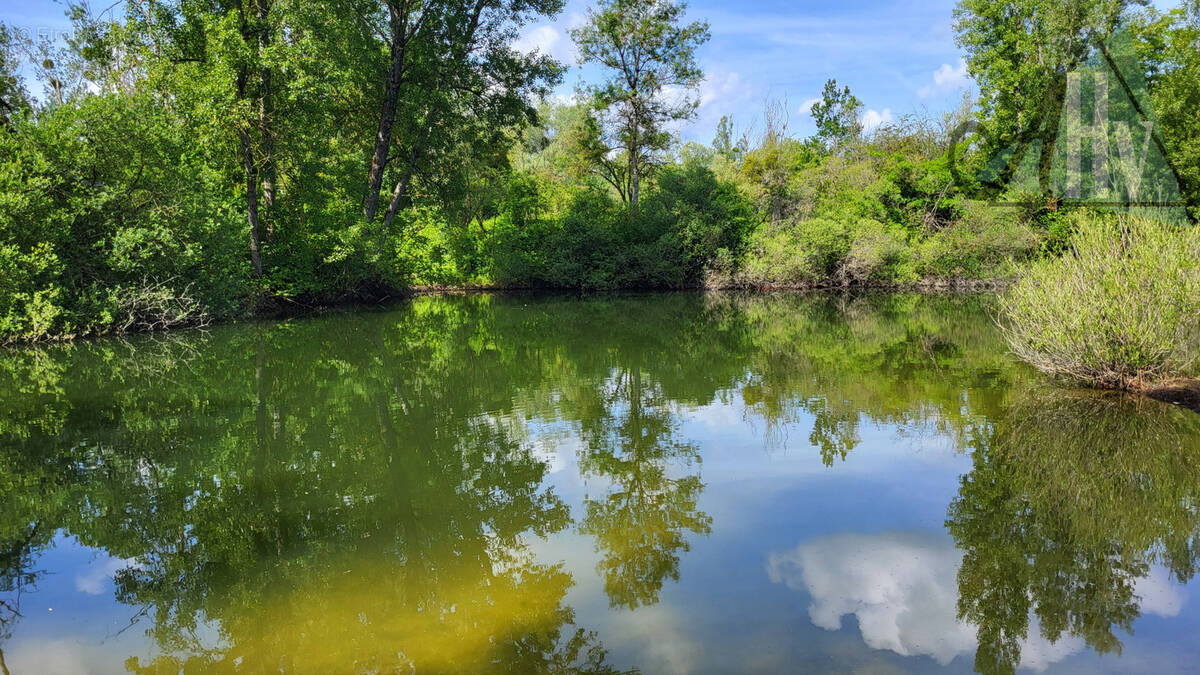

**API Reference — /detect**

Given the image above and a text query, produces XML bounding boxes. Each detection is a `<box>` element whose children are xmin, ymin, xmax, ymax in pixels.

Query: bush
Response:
<box><xmin>638</xmin><ymin>164</ymin><xmax>758</xmax><ymax>283</ymax></box>
<box><xmin>1000</xmin><ymin>215</ymin><xmax>1200</xmax><ymax>389</ymax></box>
<box><xmin>0</xmin><ymin>242</ymin><xmax>64</xmax><ymax>342</ymax></box>
<box><xmin>914</xmin><ymin>201</ymin><xmax>1039</xmax><ymax>278</ymax></box>
<box><xmin>0</xmin><ymin>94</ymin><xmax>248</xmax><ymax>340</ymax></box>
<box><xmin>738</xmin><ymin>217</ymin><xmax>849</xmax><ymax>284</ymax></box>
<box><xmin>844</xmin><ymin>220</ymin><xmax>915</xmax><ymax>283</ymax></box>
<box><xmin>740</xmin><ymin>217</ymin><xmax>914</xmax><ymax>285</ymax></box>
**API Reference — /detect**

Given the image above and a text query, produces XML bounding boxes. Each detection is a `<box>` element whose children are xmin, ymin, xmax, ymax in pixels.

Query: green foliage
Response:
<box><xmin>571</xmin><ymin>0</ymin><xmax>710</xmax><ymax>204</ymax></box>
<box><xmin>0</xmin><ymin>93</ymin><xmax>245</xmax><ymax>341</ymax></box>
<box><xmin>950</xmin><ymin>388</ymin><xmax>1200</xmax><ymax>675</ymax></box>
<box><xmin>639</xmin><ymin>163</ymin><xmax>758</xmax><ymax>281</ymax></box>
<box><xmin>809</xmin><ymin>79</ymin><xmax>863</xmax><ymax>152</ymax></box>
<box><xmin>0</xmin><ymin>243</ymin><xmax>63</xmax><ymax>341</ymax></box>
<box><xmin>954</xmin><ymin>0</ymin><xmax>1138</xmax><ymax>158</ymax></box>
<box><xmin>1</xmin><ymin>0</ymin><xmax>1198</xmax><ymax>343</ymax></box>
<box><xmin>1001</xmin><ymin>213</ymin><xmax>1200</xmax><ymax>388</ymax></box>
<box><xmin>914</xmin><ymin>201</ymin><xmax>1039</xmax><ymax>278</ymax></box>
<box><xmin>730</xmin><ymin>114</ymin><xmax>1041</xmax><ymax>287</ymax></box>
<box><xmin>1134</xmin><ymin>3</ymin><xmax>1200</xmax><ymax>219</ymax></box>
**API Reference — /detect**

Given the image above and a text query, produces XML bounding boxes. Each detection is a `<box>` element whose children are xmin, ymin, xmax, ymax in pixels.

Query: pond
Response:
<box><xmin>1</xmin><ymin>292</ymin><xmax>1199</xmax><ymax>675</ymax></box>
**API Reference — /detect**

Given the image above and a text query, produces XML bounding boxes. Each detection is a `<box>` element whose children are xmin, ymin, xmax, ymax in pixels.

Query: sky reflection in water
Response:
<box><xmin>1</xmin><ymin>293</ymin><xmax>1198</xmax><ymax>674</ymax></box>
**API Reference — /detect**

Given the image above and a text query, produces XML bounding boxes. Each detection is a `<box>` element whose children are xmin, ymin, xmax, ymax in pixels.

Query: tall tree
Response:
<box><xmin>711</xmin><ymin>114</ymin><xmax>736</xmax><ymax>158</ymax></box>
<box><xmin>362</xmin><ymin>0</ymin><xmax>435</xmax><ymax>226</ymax></box>
<box><xmin>571</xmin><ymin>0</ymin><xmax>709</xmax><ymax>206</ymax></box>
<box><xmin>1134</xmin><ymin>1</ymin><xmax>1200</xmax><ymax>218</ymax></box>
<box><xmin>362</xmin><ymin>0</ymin><xmax>565</xmax><ymax>233</ymax></box>
<box><xmin>124</xmin><ymin>0</ymin><xmax>283</xmax><ymax>278</ymax></box>
<box><xmin>236</xmin><ymin>0</ymin><xmax>274</xmax><ymax>278</ymax></box>
<box><xmin>0</xmin><ymin>24</ymin><xmax>28</xmax><ymax>126</ymax></box>
<box><xmin>954</xmin><ymin>0</ymin><xmax>1140</xmax><ymax>189</ymax></box>
<box><xmin>809</xmin><ymin>79</ymin><xmax>862</xmax><ymax>152</ymax></box>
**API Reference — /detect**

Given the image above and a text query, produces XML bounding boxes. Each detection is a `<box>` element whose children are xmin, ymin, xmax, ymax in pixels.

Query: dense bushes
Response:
<box><xmin>0</xmin><ymin>86</ymin><xmax>1157</xmax><ymax>345</ymax></box>
<box><xmin>460</xmin><ymin>164</ymin><xmax>758</xmax><ymax>291</ymax></box>
<box><xmin>1000</xmin><ymin>214</ymin><xmax>1200</xmax><ymax>389</ymax></box>
<box><xmin>726</xmin><ymin>122</ymin><xmax>1042</xmax><ymax>288</ymax></box>
<box><xmin>0</xmin><ymin>95</ymin><xmax>245</xmax><ymax>342</ymax></box>
<box><xmin>0</xmin><ymin>92</ymin><xmax>1064</xmax><ymax>345</ymax></box>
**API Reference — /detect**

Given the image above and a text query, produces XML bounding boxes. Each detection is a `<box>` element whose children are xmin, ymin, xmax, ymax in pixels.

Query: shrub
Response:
<box><xmin>844</xmin><ymin>220</ymin><xmax>914</xmax><ymax>283</ymax></box>
<box><xmin>0</xmin><ymin>94</ymin><xmax>248</xmax><ymax>340</ymax></box>
<box><xmin>915</xmin><ymin>201</ymin><xmax>1039</xmax><ymax>278</ymax></box>
<box><xmin>108</xmin><ymin>280</ymin><xmax>211</xmax><ymax>333</ymax></box>
<box><xmin>0</xmin><ymin>242</ymin><xmax>64</xmax><ymax>342</ymax></box>
<box><xmin>640</xmin><ymin>164</ymin><xmax>758</xmax><ymax>282</ymax></box>
<box><xmin>1000</xmin><ymin>215</ymin><xmax>1200</xmax><ymax>389</ymax></box>
<box><xmin>542</xmin><ymin>189</ymin><xmax>620</xmax><ymax>290</ymax></box>
<box><xmin>738</xmin><ymin>217</ymin><xmax>850</xmax><ymax>285</ymax></box>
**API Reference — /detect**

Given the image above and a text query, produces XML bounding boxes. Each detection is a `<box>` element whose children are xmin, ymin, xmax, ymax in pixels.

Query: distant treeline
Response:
<box><xmin>0</xmin><ymin>0</ymin><xmax>1197</xmax><ymax>342</ymax></box>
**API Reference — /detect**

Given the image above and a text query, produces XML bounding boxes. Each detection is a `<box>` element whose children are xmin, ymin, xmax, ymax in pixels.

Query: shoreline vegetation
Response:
<box><xmin>1000</xmin><ymin>214</ymin><xmax>1200</xmax><ymax>402</ymax></box>
<box><xmin>1</xmin><ymin>0</ymin><xmax>1199</xmax><ymax>399</ymax></box>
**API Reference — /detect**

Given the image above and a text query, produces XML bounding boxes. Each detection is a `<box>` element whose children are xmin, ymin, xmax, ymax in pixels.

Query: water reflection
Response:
<box><xmin>767</xmin><ymin>532</ymin><xmax>1093</xmax><ymax>671</ymax></box>
<box><xmin>949</xmin><ymin>390</ymin><xmax>1200</xmax><ymax>675</ymax></box>
<box><xmin>577</xmin><ymin>367</ymin><xmax>712</xmax><ymax>610</ymax></box>
<box><xmin>0</xmin><ymin>293</ymin><xmax>1195</xmax><ymax>673</ymax></box>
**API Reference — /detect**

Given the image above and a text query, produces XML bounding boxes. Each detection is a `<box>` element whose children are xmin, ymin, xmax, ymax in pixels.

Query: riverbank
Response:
<box><xmin>1144</xmin><ymin>381</ymin><xmax>1200</xmax><ymax>413</ymax></box>
<box><xmin>3</xmin><ymin>279</ymin><xmax>1017</xmax><ymax>347</ymax></box>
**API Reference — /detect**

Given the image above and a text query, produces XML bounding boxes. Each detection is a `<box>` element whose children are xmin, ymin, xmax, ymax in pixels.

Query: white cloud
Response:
<box><xmin>603</xmin><ymin>604</ymin><xmax>703</xmax><ymax>675</ymax></box>
<box><xmin>798</xmin><ymin>97</ymin><xmax>822</xmax><ymax>116</ymax></box>
<box><xmin>687</xmin><ymin>400</ymin><xmax>748</xmax><ymax>432</ymax></box>
<box><xmin>768</xmin><ymin>532</ymin><xmax>976</xmax><ymax>666</ymax></box>
<box><xmin>6</xmin><ymin>639</ymin><xmax>106</xmax><ymax>675</ymax></box>
<box><xmin>765</xmin><ymin>532</ymin><xmax>1143</xmax><ymax>672</ymax></box>
<box><xmin>75</xmin><ymin>557</ymin><xmax>137</xmax><ymax>596</ymax></box>
<box><xmin>684</xmin><ymin>66</ymin><xmax>762</xmax><ymax>143</ymax></box>
<box><xmin>919</xmin><ymin>59</ymin><xmax>971</xmax><ymax>98</ymax></box>
<box><xmin>860</xmin><ymin>108</ymin><xmax>894</xmax><ymax>132</ymax></box>
<box><xmin>699</xmin><ymin>70</ymin><xmax>753</xmax><ymax>111</ymax></box>
<box><xmin>513</xmin><ymin>25</ymin><xmax>574</xmax><ymax>63</ymax></box>
<box><xmin>1134</xmin><ymin>568</ymin><xmax>1185</xmax><ymax>618</ymax></box>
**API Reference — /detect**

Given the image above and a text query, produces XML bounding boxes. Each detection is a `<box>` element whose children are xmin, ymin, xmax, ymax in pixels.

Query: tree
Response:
<box><xmin>571</xmin><ymin>0</ymin><xmax>710</xmax><ymax>206</ymax></box>
<box><xmin>121</xmin><ymin>0</ymin><xmax>285</xmax><ymax>279</ymax></box>
<box><xmin>1134</xmin><ymin>1</ymin><xmax>1200</xmax><ymax>218</ymax></box>
<box><xmin>809</xmin><ymin>79</ymin><xmax>862</xmax><ymax>151</ymax></box>
<box><xmin>953</xmin><ymin>0</ymin><xmax>1139</xmax><ymax>189</ymax></box>
<box><xmin>712</xmin><ymin>115</ymin><xmax>736</xmax><ymax>157</ymax></box>
<box><xmin>0</xmin><ymin>24</ymin><xmax>28</xmax><ymax>126</ymax></box>
<box><xmin>362</xmin><ymin>0</ymin><xmax>565</xmax><ymax>233</ymax></box>
<box><xmin>949</xmin><ymin>389</ymin><xmax>1200</xmax><ymax>675</ymax></box>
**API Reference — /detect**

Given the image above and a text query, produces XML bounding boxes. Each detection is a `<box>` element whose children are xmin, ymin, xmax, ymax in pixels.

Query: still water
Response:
<box><xmin>1</xmin><ymin>293</ymin><xmax>1199</xmax><ymax>675</ymax></box>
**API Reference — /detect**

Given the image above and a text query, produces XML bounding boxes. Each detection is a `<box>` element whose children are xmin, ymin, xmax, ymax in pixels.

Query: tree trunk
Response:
<box><xmin>257</xmin><ymin>0</ymin><xmax>276</xmax><ymax>219</ymax></box>
<box><xmin>629</xmin><ymin>106</ymin><xmax>641</xmax><ymax>206</ymax></box>
<box><xmin>382</xmin><ymin>130</ymin><xmax>430</xmax><ymax>232</ymax></box>
<box><xmin>371</xmin><ymin>0</ymin><xmax>486</xmax><ymax>228</ymax></box>
<box><xmin>630</xmin><ymin>151</ymin><xmax>640</xmax><ymax>207</ymax></box>
<box><xmin>382</xmin><ymin>164</ymin><xmax>416</xmax><ymax>233</ymax></box>
<box><xmin>364</xmin><ymin>4</ymin><xmax>411</xmax><ymax>224</ymax></box>
<box><xmin>241</xmin><ymin>124</ymin><xmax>264</xmax><ymax>278</ymax></box>
<box><xmin>237</xmin><ymin>0</ymin><xmax>265</xmax><ymax>277</ymax></box>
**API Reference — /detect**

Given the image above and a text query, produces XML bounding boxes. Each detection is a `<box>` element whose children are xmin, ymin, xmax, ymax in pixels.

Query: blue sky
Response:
<box><xmin>518</xmin><ymin>0</ymin><xmax>1180</xmax><ymax>142</ymax></box>
<box><xmin>517</xmin><ymin>0</ymin><xmax>976</xmax><ymax>142</ymax></box>
<box><xmin>3</xmin><ymin>0</ymin><xmax>1183</xmax><ymax>143</ymax></box>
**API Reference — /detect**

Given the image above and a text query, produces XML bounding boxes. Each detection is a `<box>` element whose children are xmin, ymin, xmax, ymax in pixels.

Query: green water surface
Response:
<box><xmin>1</xmin><ymin>293</ymin><xmax>1198</xmax><ymax>674</ymax></box>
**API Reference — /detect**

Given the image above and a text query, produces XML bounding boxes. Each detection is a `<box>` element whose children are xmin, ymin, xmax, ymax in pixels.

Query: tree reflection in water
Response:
<box><xmin>577</xmin><ymin>367</ymin><xmax>712</xmax><ymax>610</ymax></box>
<box><xmin>949</xmin><ymin>389</ymin><xmax>1200</xmax><ymax>675</ymax></box>
<box><xmin>0</xmin><ymin>294</ymin><xmax>1196</xmax><ymax>673</ymax></box>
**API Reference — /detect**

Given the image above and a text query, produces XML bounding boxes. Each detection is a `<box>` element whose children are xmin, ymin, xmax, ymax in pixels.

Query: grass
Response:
<box><xmin>1000</xmin><ymin>213</ymin><xmax>1200</xmax><ymax>391</ymax></box>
